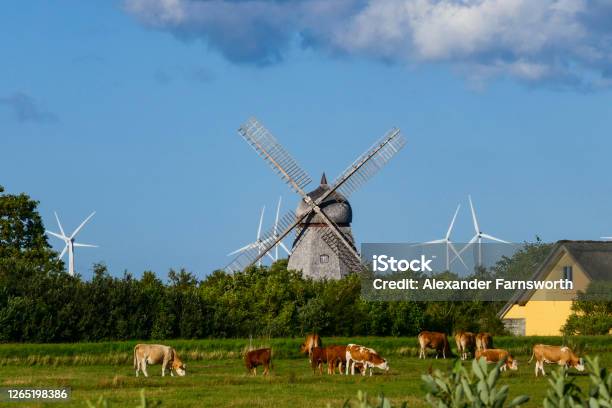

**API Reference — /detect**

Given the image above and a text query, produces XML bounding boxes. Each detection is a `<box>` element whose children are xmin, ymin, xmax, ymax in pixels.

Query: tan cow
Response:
<box><xmin>418</xmin><ymin>331</ymin><xmax>452</xmax><ymax>359</ymax></box>
<box><xmin>345</xmin><ymin>344</ymin><xmax>389</xmax><ymax>376</ymax></box>
<box><xmin>300</xmin><ymin>333</ymin><xmax>322</xmax><ymax>362</ymax></box>
<box><xmin>245</xmin><ymin>348</ymin><xmax>272</xmax><ymax>376</ymax></box>
<box><xmin>455</xmin><ymin>331</ymin><xmax>476</xmax><ymax>360</ymax></box>
<box><xmin>133</xmin><ymin>344</ymin><xmax>186</xmax><ymax>377</ymax></box>
<box><xmin>476</xmin><ymin>332</ymin><xmax>493</xmax><ymax>351</ymax></box>
<box><xmin>529</xmin><ymin>344</ymin><xmax>584</xmax><ymax>377</ymax></box>
<box><xmin>475</xmin><ymin>348</ymin><xmax>517</xmax><ymax>372</ymax></box>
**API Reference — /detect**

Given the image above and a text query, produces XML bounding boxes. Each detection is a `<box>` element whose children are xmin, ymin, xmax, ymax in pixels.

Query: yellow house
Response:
<box><xmin>498</xmin><ymin>241</ymin><xmax>612</xmax><ymax>336</ymax></box>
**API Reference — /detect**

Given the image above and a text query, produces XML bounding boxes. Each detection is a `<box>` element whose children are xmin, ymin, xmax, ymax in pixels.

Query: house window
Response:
<box><xmin>320</xmin><ymin>254</ymin><xmax>329</xmax><ymax>264</ymax></box>
<box><xmin>563</xmin><ymin>266</ymin><xmax>573</xmax><ymax>281</ymax></box>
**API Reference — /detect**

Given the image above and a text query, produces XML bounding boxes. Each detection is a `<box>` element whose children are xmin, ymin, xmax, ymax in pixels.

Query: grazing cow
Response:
<box><xmin>455</xmin><ymin>331</ymin><xmax>476</xmax><ymax>360</ymax></box>
<box><xmin>475</xmin><ymin>349</ymin><xmax>517</xmax><ymax>372</ymax></box>
<box><xmin>476</xmin><ymin>333</ymin><xmax>493</xmax><ymax>351</ymax></box>
<box><xmin>418</xmin><ymin>331</ymin><xmax>452</xmax><ymax>359</ymax></box>
<box><xmin>345</xmin><ymin>344</ymin><xmax>389</xmax><ymax>376</ymax></box>
<box><xmin>245</xmin><ymin>348</ymin><xmax>272</xmax><ymax>376</ymax></box>
<box><xmin>310</xmin><ymin>347</ymin><xmax>328</xmax><ymax>375</ymax></box>
<box><xmin>133</xmin><ymin>344</ymin><xmax>186</xmax><ymax>377</ymax></box>
<box><xmin>300</xmin><ymin>333</ymin><xmax>322</xmax><ymax>362</ymax></box>
<box><xmin>529</xmin><ymin>344</ymin><xmax>585</xmax><ymax>377</ymax></box>
<box><xmin>325</xmin><ymin>345</ymin><xmax>347</xmax><ymax>375</ymax></box>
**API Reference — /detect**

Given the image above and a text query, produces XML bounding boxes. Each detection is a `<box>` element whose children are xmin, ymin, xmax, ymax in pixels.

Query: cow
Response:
<box><xmin>529</xmin><ymin>344</ymin><xmax>585</xmax><ymax>377</ymax></box>
<box><xmin>345</xmin><ymin>344</ymin><xmax>389</xmax><ymax>376</ymax></box>
<box><xmin>300</xmin><ymin>333</ymin><xmax>322</xmax><ymax>362</ymax></box>
<box><xmin>245</xmin><ymin>348</ymin><xmax>272</xmax><ymax>376</ymax></box>
<box><xmin>310</xmin><ymin>347</ymin><xmax>328</xmax><ymax>375</ymax></box>
<box><xmin>455</xmin><ymin>331</ymin><xmax>476</xmax><ymax>360</ymax></box>
<box><xmin>475</xmin><ymin>349</ymin><xmax>518</xmax><ymax>372</ymax></box>
<box><xmin>476</xmin><ymin>333</ymin><xmax>493</xmax><ymax>351</ymax></box>
<box><xmin>133</xmin><ymin>344</ymin><xmax>186</xmax><ymax>377</ymax></box>
<box><xmin>418</xmin><ymin>331</ymin><xmax>452</xmax><ymax>359</ymax></box>
<box><xmin>325</xmin><ymin>345</ymin><xmax>347</xmax><ymax>375</ymax></box>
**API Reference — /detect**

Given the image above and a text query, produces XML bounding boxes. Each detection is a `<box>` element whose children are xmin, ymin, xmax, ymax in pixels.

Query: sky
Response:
<box><xmin>1</xmin><ymin>0</ymin><xmax>612</xmax><ymax>280</ymax></box>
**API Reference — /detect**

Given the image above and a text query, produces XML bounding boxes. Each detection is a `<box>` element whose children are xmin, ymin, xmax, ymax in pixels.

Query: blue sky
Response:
<box><xmin>2</xmin><ymin>0</ymin><xmax>611</xmax><ymax>279</ymax></box>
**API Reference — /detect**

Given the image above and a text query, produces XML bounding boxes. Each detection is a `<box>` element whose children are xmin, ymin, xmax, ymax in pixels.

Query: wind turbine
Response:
<box><xmin>457</xmin><ymin>195</ymin><xmax>508</xmax><ymax>267</ymax></box>
<box><xmin>272</xmin><ymin>197</ymin><xmax>291</xmax><ymax>261</ymax></box>
<box><xmin>46</xmin><ymin>211</ymin><xmax>98</xmax><ymax>276</ymax></box>
<box><xmin>228</xmin><ymin>206</ymin><xmax>275</xmax><ymax>266</ymax></box>
<box><xmin>602</xmin><ymin>237</ymin><xmax>612</xmax><ymax>240</ymax></box>
<box><xmin>422</xmin><ymin>204</ymin><xmax>468</xmax><ymax>271</ymax></box>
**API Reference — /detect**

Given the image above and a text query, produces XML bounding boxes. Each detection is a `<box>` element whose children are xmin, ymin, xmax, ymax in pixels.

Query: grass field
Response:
<box><xmin>0</xmin><ymin>336</ymin><xmax>610</xmax><ymax>407</ymax></box>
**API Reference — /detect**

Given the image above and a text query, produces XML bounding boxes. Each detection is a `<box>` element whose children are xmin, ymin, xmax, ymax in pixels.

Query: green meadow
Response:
<box><xmin>0</xmin><ymin>336</ymin><xmax>610</xmax><ymax>408</ymax></box>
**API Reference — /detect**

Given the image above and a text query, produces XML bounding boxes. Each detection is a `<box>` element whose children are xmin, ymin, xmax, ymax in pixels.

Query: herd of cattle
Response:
<box><xmin>132</xmin><ymin>332</ymin><xmax>585</xmax><ymax>378</ymax></box>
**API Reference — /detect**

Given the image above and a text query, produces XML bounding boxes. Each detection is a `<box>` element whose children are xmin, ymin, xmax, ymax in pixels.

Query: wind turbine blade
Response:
<box><xmin>601</xmin><ymin>237</ymin><xmax>612</xmax><ymax>240</ymax></box>
<box><xmin>46</xmin><ymin>230</ymin><xmax>67</xmax><ymax>240</ymax></box>
<box><xmin>446</xmin><ymin>204</ymin><xmax>461</xmax><ymax>240</ymax></box>
<box><xmin>279</xmin><ymin>241</ymin><xmax>291</xmax><ymax>255</ymax></box>
<box><xmin>422</xmin><ymin>239</ymin><xmax>446</xmax><ymax>245</ymax></box>
<box><xmin>58</xmin><ymin>244</ymin><xmax>68</xmax><ymax>259</ymax></box>
<box><xmin>449</xmin><ymin>242</ymin><xmax>468</xmax><ymax>270</ymax></box>
<box><xmin>480</xmin><ymin>233</ymin><xmax>509</xmax><ymax>244</ymax></box>
<box><xmin>257</xmin><ymin>206</ymin><xmax>265</xmax><ymax>240</ymax></box>
<box><xmin>274</xmin><ymin>197</ymin><xmax>282</xmax><ymax>235</ymax></box>
<box><xmin>455</xmin><ymin>235</ymin><xmax>479</xmax><ymax>257</ymax></box>
<box><xmin>265</xmin><ymin>251</ymin><xmax>276</xmax><ymax>262</ymax></box>
<box><xmin>228</xmin><ymin>242</ymin><xmax>257</xmax><ymax>256</ymax></box>
<box><xmin>73</xmin><ymin>243</ymin><xmax>98</xmax><ymax>248</ymax></box>
<box><xmin>71</xmin><ymin>211</ymin><xmax>96</xmax><ymax>239</ymax></box>
<box><xmin>468</xmin><ymin>195</ymin><xmax>480</xmax><ymax>234</ymax></box>
<box><xmin>54</xmin><ymin>212</ymin><xmax>65</xmax><ymax>237</ymax></box>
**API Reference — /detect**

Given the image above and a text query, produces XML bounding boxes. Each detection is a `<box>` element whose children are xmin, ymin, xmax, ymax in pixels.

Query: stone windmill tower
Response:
<box><xmin>288</xmin><ymin>173</ymin><xmax>355</xmax><ymax>279</ymax></box>
<box><xmin>226</xmin><ymin>118</ymin><xmax>406</xmax><ymax>280</ymax></box>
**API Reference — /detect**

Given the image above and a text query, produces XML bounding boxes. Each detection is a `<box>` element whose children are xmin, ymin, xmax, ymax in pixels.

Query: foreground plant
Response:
<box><xmin>543</xmin><ymin>356</ymin><xmax>611</xmax><ymax>408</ymax></box>
<box><xmin>421</xmin><ymin>359</ymin><xmax>529</xmax><ymax>408</ymax></box>
<box><xmin>337</xmin><ymin>390</ymin><xmax>406</xmax><ymax>408</ymax></box>
<box><xmin>86</xmin><ymin>389</ymin><xmax>162</xmax><ymax>408</ymax></box>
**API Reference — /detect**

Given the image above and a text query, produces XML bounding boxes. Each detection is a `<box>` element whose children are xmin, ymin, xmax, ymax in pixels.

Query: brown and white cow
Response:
<box><xmin>345</xmin><ymin>344</ymin><xmax>389</xmax><ymax>376</ymax></box>
<box><xmin>300</xmin><ymin>333</ymin><xmax>322</xmax><ymax>362</ymax></box>
<box><xmin>476</xmin><ymin>333</ymin><xmax>493</xmax><ymax>351</ymax></box>
<box><xmin>310</xmin><ymin>347</ymin><xmax>328</xmax><ymax>375</ymax></box>
<box><xmin>475</xmin><ymin>348</ymin><xmax>517</xmax><ymax>372</ymax></box>
<box><xmin>133</xmin><ymin>344</ymin><xmax>186</xmax><ymax>377</ymax></box>
<box><xmin>325</xmin><ymin>345</ymin><xmax>347</xmax><ymax>375</ymax></box>
<box><xmin>529</xmin><ymin>344</ymin><xmax>584</xmax><ymax>377</ymax></box>
<box><xmin>245</xmin><ymin>348</ymin><xmax>272</xmax><ymax>376</ymax></box>
<box><xmin>418</xmin><ymin>331</ymin><xmax>452</xmax><ymax>359</ymax></box>
<box><xmin>455</xmin><ymin>331</ymin><xmax>476</xmax><ymax>360</ymax></box>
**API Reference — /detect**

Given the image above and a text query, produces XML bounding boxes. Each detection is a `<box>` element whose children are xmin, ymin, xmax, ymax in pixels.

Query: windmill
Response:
<box><xmin>456</xmin><ymin>195</ymin><xmax>508</xmax><ymax>267</ymax></box>
<box><xmin>422</xmin><ymin>204</ymin><xmax>468</xmax><ymax>271</ymax></box>
<box><xmin>225</xmin><ymin>117</ymin><xmax>406</xmax><ymax>279</ymax></box>
<box><xmin>46</xmin><ymin>211</ymin><xmax>98</xmax><ymax>276</ymax></box>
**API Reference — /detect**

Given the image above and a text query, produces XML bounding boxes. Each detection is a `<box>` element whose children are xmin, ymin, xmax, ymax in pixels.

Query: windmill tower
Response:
<box><xmin>288</xmin><ymin>173</ymin><xmax>355</xmax><ymax>279</ymax></box>
<box><xmin>225</xmin><ymin>117</ymin><xmax>406</xmax><ymax>279</ymax></box>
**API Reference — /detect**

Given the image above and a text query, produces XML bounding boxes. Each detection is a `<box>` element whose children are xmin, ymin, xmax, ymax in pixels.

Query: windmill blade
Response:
<box><xmin>448</xmin><ymin>241</ymin><xmax>469</xmax><ymax>270</ymax></box>
<box><xmin>54</xmin><ymin>212</ymin><xmax>65</xmax><ymax>237</ymax></box>
<box><xmin>446</xmin><ymin>204</ymin><xmax>461</xmax><ymax>240</ymax></box>
<box><xmin>73</xmin><ymin>243</ymin><xmax>98</xmax><ymax>248</ymax></box>
<box><xmin>71</xmin><ymin>211</ymin><xmax>96</xmax><ymax>239</ymax></box>
<box><xmin>58</xmin><ymin>244</ymin><xmax>68</xmax><ymax>259</ymax></box>
<box><xmin>468</xmin><ymin>195</ymin><xmax>480</xmax><ymax>234</ymax></box>
<box><xmin>331</xmin><ymin>128</ymin><xmax>406</xmax><ymax>199</ymax></box>
<box><xmin>319</xmin><ymin>227</ymin><xmax>363</xmax><ymax>274</ymax></box>
<box><xmin>46</xmin><ymin>230</ymin><xmax>67</xmax><ymax>241</ymax></box>
<box><xmin>238</xmin><ymin>118</ymin><xmax>312</xmax><ymax>195</ymax></box>
<box><xmin>480</xmin><ymin>233</ymin><xmax>509</xmax><ymax>244</ymax></box>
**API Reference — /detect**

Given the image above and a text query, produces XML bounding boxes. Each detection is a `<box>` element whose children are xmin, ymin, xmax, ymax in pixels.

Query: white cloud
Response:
<box><xmin>124</xmin><ymin>0</ymin><xmax>612</xmax><ymax>89</ymax></box>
